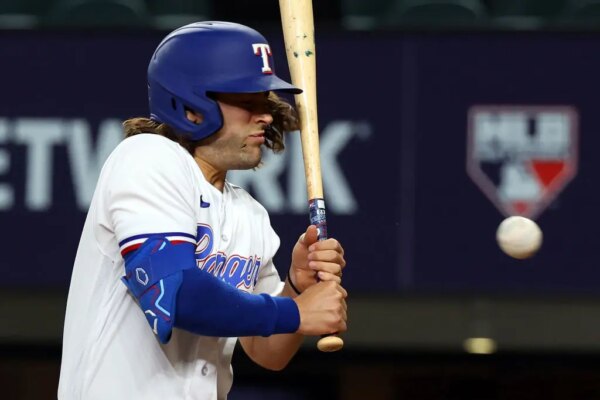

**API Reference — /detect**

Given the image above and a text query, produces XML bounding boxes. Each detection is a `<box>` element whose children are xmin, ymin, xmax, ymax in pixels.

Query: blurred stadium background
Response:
<box><xmin>2</xmin><ymin>0</ymin><xmax>600</xmax><ymax>398</ymax></box>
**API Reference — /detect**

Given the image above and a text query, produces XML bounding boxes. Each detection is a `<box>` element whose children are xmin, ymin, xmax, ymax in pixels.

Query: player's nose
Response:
<box><xmin>255</xmin><ymin>111</ymin><xmax>273</xmax><ymax>126</ymax></box>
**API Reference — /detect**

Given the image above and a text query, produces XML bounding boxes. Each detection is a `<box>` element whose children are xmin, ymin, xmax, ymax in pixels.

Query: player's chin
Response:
<box><xmin>236</xmin><ymin>152</ymin><xmax>262</xmax><ymax>169</ymax></box>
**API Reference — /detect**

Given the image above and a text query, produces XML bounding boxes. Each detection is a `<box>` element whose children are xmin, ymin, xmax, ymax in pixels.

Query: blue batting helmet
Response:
<box><xmin>148</xmin><ymin>21</ymin><xmax>301</xmax><ymax>141</ymax></box>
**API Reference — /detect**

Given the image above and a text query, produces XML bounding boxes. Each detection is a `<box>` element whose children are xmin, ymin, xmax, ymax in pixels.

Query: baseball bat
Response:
<box><xmin>279</xmin><ymin>0</ymin><xmax>344</xmax><ymax>353</ymax></box>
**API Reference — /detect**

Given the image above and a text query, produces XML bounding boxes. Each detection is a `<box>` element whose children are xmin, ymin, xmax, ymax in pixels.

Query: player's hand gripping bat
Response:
<box><xmin>279</xmin><ymin>0</ymin><xmax>344</xmax><ymax>353</ymax></box>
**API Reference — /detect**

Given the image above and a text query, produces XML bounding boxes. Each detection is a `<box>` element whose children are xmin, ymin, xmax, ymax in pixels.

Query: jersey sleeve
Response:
<box><xmin>101</xmin><ymin>135</ymin><xmax>198</xmax><ymax>254</ymax></box>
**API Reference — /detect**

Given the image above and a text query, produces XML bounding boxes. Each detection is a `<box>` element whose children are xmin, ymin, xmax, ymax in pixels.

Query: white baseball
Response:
<box><xmin>496</xmin><ymin>216</ymin><xmax>543</xmax><ymax>259</ymax></box>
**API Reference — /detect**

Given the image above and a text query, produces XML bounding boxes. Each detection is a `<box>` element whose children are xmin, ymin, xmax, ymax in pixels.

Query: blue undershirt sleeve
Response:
<box><xmin>175</xmin><ymin>267</ymin><xmax>300</xmax><ymax>337</ymax></box>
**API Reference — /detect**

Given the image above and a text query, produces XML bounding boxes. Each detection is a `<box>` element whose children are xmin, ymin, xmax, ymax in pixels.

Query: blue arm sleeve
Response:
<box><xmin>122</xmin><ymin>237</ymin><xmax>300</xmax><ymax>343</ymax></box>
<box><xmin>175</xmin><ymin>267</ymin><xmax>300</xmax><ymax>337</ymax></box>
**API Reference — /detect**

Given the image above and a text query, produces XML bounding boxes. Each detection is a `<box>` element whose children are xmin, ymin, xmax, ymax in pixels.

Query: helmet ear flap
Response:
<box><xmin>182</xmin><ymin>105</ymin><xmax>204</xmax><ymax>126</ymax></box>
<box><xmin>149</xmin><ymin>80</ymin><xmax>223</xmax><ymax>139</ymax></box>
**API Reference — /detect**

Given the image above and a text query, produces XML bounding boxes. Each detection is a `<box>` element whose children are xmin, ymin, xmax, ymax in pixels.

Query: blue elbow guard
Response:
<box><xmin>121</xmin><ymin>237</ymin><xmax>196</xmax><ymax>343</ymax></box>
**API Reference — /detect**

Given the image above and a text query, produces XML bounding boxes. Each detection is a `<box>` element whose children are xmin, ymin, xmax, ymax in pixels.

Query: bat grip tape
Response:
<box><xmin>309</xmin><ymin>198</ymin><xmax>328</xmax><ymax>241</ymax></box>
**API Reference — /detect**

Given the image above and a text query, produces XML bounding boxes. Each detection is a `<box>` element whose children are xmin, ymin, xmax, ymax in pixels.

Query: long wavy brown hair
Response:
<box><xmin>123</xmin><ymin>92</ymin><xmax>299</xmax><ymax>155</ymax></box>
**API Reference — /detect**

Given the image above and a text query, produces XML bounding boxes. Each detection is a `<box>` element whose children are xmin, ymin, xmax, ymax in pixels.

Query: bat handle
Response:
<box><xmin>308</xmin><ymin>198</ymin><xmax>328</xmax><ymax>241</ymax></box>
<box><xmin>309</xmin><ymin>198</ymin><xmax>345</xmax><ymax>352</ymax></box>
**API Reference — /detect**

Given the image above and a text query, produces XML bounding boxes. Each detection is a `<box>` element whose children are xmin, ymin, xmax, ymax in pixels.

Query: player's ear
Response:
<box><xmin>184</xmin><ymin>107</ymin><xmax>204</xmax><ymax>125</ymax></box>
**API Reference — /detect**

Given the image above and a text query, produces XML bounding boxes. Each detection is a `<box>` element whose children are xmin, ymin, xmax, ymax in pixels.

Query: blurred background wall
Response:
<box><xmin>1</xmin><ymin>0</ymin><xmax>600</xmax><ymax>398</ymax></box>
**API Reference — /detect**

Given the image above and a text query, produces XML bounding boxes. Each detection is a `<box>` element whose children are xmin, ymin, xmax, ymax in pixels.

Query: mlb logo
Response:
<box><xmin>467</xmin><ymin>105</ymin><xmax>579</xmax><ymax>219</ymax></box>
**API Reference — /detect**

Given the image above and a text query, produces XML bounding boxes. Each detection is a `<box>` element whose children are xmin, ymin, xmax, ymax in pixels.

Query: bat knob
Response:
<box><xmin>317</xmin><ymin>335</ymin><xmax>344</xmax><ymax>352</ymax></box>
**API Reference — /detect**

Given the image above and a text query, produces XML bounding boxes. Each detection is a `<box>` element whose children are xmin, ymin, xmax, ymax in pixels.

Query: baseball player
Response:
<box><xmin>58</xmin><ymin>21</ymin><xmax>347</xmax><ymax>400</ymax></box>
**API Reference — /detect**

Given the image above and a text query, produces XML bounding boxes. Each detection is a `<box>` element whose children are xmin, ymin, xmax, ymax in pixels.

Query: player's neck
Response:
<box><xmin>194</xmin><ymin>156</ymin><xmax>226</xmax><ymax>192</ymax></box>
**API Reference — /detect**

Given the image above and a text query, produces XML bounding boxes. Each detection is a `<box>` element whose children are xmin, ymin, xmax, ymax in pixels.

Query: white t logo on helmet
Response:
<box><xmin>252</xmin><ymin>43</ymin><xmax>273</xmax><ymax>74</ymax></box>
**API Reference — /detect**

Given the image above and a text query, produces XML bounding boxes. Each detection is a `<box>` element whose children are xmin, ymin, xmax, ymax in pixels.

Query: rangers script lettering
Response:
<box><xmin>195</xmin><ymin>224</ymin><xmax>262</xmax><ymax>291</ymax></box>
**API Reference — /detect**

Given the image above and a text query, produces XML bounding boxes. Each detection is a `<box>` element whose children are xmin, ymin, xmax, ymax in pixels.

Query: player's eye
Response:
<box><xmin>241</xmin><ymin>100</ymin><xmax>268</xmax><ymax>113</ymax></box>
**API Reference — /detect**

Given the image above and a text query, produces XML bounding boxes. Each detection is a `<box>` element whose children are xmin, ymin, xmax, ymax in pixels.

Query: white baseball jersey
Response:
<box><xmin>58</xmin><ymin>134</ymin><xmax>284</xmax><ymax>400</ymax></box>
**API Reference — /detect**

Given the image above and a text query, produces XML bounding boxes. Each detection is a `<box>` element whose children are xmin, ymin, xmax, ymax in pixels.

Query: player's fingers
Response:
<box><xmin>310</xmin><ymin>261</ymin><xmax>344</xmax><ymax>276</ymax></box>
<box><xmin>329</xmin><ymin>321</ymin><xmax>347</xmax><ymax>334</ymax></box>
<box><xmin>337</xmin><ymin>300</ymin><xmax>348</xmax><ymax>330</ymax></box>
<box><xmin>308</xmin><ymin>238</ymin><xmax>343</xmax><ymax>254</ymax></box>
<box><xmin>299</xmin><ymin>225</ymin><xmax>319</xmax><ymax>246</ymax></box>
<box><xmin>337</xmin><ymin>321</ymin><xmax>348</xmax><ymax>333</ymax></box>
<box><xmin>317</xmin><ymin>271</ymin><xmax>341</xmax><ymax>283</ymax></box>
<box><xmin>337</xmin><ymin>284</ymin><xmax>348</xmax><ymax>298</ymax></box>
<box><xmin>308</xmin><ymin>250</ymin><xmax>346</xmax><ymax>268</ymax></box>
<box><xmin>309</xmin><ymin>248</ymin><xmax>344</xmax><ymax>266</ymax></box>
